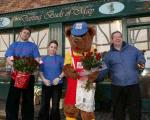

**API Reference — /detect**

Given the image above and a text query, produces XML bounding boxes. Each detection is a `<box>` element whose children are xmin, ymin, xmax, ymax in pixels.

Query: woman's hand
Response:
<box><xmin>53</xmin><ymin>77</ymin><xmax>60</xmax><ymax>85</ymax></box>
<box><xmin>43</xmin><ymin>79</ymin><xmax>50</xmax><ymax>86</ymax></box>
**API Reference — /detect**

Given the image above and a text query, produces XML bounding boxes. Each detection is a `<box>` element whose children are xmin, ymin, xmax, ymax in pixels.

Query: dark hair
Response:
<box><xmin>111</xmin><ymin>31</ymin><xmax>122</xmax><ymax>39</ymax></box>
<box><xmin>21</xmin><ymin>27</ymin><xmax>32</xmax><ymax>34</ymax></box>
<box><xmin>48</xmin><ymin>40</ymin><xmax>58</xmax><ymax>47</ymax></box>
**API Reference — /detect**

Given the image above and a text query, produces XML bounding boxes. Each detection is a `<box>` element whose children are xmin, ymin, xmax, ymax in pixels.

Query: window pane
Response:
<box><xmin>128</xmin><ymin>27</ymin><xmax>150</xmax><ymax>50</ymax></box>
<box><xmin>134</xmin><ymin>42</ymin><xmax>148</xmax><ymax>50</ymax></box>
<box><xmin>0</xmin><ymin>32</ymin><xmax>14</xmax><ymax>57</ymax></box>
<box><xmin>127</xmin><ymin>16</ymin><xmax>150</xmax><ymax>25</ymax></box>
<box><xmin>130</xmin><ymin>29</ymin><xmax>148</xmax><ymax>44</ymax></box>
<box><xmin>94</xmin><ymin>20</ymin><xmax>122</xmax><ymax>52</ymax></box>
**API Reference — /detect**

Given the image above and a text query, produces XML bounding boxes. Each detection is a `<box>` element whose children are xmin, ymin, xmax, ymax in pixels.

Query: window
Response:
<box><xmin>94</xmin><ymin>20</ymin><xmax>122</xmax><ymax>52</ymax></box>
<box><xmin>0</xmin><ymin>30</ymin><xmax>14</xmax><ymax>57</ymax></box>
<box><xmin>127</xmin><ymin>16</ymin><xmax>150</xmax><ymax>25</ymax></box>
<box><xmin>128</xmin><ymin>27</ymin><xmax>150</xmax><ymax>50</ymax></box>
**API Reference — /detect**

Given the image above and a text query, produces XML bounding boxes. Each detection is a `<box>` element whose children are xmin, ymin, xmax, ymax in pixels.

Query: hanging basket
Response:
<box><xmin>11</xmin><ymin>71</ymin><xmax>31</xmax><ymax>89</ymax></box>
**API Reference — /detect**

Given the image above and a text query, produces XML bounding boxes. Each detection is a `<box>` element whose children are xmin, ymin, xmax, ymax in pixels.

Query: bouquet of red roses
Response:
<box><xmin>80</xmin><ymin>49</ymin><xmax>102</xmax><ymax>91</ymax></box>
<box><xmin>11</xmin><ymin>56</ymin><xmax>39</xmax><ymax>89</ymax></box>
<box><xmin>81</xmin><ymin>49</ymin><xmax>102</xmax><ymax>70</ymax></box>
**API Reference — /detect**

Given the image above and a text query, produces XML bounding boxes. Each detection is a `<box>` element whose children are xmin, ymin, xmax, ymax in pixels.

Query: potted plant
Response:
<box><xmin>11</xmin><ymin>56</ymin><xmax>39</xmax><ymax>89</ymax></box>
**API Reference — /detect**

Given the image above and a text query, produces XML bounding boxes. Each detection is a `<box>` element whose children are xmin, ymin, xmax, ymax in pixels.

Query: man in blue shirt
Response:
<box><xmin>98</xmin><ymin>31</ymin><xmax>145</xmax><ymax>120</ymax></box>
<box><xmin>5</xmin><ymin>27</ymin><xmax>40</xmax><ymax>120</ymax></box>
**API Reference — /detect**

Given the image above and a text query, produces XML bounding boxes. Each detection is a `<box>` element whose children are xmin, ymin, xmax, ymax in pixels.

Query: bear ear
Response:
<box><xmin>65</xmin><ymin>27</ymin><xmax>71</xmax><ymax>37</ymax></box>
<box><xmin>88</xmin><ymin>26</ymin><xmax>96</xmax><ymax>37</ymax></box>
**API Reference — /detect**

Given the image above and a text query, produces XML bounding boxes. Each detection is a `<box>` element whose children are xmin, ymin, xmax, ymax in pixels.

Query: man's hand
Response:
<box><xmin>7</xmin><ymin>56</ymin><xmax>14</xmax><ymax>66</ymax></box>
<box><xmin>137</xmin><ymin>63</ymin><xmax>145</xmax><ymax>71</ymax></box>
<box><xmin>88</xmin><ymin>71</ymin><xmax>99</xmax><ymax>82</ymax></box>
<box><xmin>53</xmin><ymin>77</ymin><xmax>60</xmax><ymax>85</ymax></box>
<box><xmin>43</xmin><ymin>79</ymin><xmax>50</xmax><ymax>86</ymax></box>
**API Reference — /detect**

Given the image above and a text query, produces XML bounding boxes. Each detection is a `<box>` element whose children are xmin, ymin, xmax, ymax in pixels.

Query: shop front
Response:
<box><xmin>0</xmin><ymin>0</ymin><xmax>150</xmax><ymax>112</ymax></box>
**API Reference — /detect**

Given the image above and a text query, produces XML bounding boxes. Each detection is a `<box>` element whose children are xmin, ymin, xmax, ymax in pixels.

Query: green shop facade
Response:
<box><xmin>0</xmin><ymin>0</ymin><xmax>150</xmax><ymax>112</ymax></box>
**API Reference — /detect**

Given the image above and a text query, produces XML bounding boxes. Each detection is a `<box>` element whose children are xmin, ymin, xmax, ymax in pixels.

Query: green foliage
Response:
<box><xmin>13</xmin><ymin>56</ymin><xmax>39</xmax><ymax>73</ymax></box>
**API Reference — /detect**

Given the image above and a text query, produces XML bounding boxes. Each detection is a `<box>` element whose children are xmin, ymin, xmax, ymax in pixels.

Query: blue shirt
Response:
<box><xmin>5</xmin><ymin>41</ymin><xmax>40</xmax><ymax>58</ymax></box>
<box><xmin>40</xmin><ymin>55</ymin><xmax>64</xmax><ymax>85</ymax></box>
<box><xmin>97</xmin><ymin>42</ymin><xmax>145</xmax><ymax>86</ymax></box>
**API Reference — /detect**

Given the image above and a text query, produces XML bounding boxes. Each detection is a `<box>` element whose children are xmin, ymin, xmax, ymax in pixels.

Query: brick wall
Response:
<box><xmin>0</xmin><ymin>0</ymin><xmax>80</xmax><ymax>14</ymax></box>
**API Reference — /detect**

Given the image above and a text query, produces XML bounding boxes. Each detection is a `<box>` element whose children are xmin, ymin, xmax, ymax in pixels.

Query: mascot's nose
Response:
<box><xmin>74</xmin><ymin>39</ymin><xmax>78</xmax><ymax>43</ymax></box>
<box><xmin>73</xmin><ymin>38</ymin><xmax>82</xmax><ymax>44</ymax></box>
<box><xmin>72</xmin><ymin>35</ymin><xmax>83</xmax><ymax>43</ymax></box>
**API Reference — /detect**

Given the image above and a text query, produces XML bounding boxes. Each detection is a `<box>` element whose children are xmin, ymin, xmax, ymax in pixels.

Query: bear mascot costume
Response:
<box><xmin>63</xmin><ymin>21</ymin><xmax>99</xmax><ymax>120</ymax></box>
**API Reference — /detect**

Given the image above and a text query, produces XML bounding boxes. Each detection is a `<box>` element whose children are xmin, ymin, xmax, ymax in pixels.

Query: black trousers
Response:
<box><xmin>112</xmin><ymin>84</ymin><xmax>141</xmax><ymax>120</ymax></box>
<box><xmin>5</xmin><ymin>75</ymin><xmax>35</xmax><ymax>120</ymax></box>
<box><xmin>38</xmin><ymin>84</ymin><xmax>62</xmax><ymax>120</ymax></box>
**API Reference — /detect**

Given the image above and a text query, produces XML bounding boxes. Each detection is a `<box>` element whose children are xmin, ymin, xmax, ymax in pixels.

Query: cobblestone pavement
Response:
<box><xmin>0</xmin><ymin>100</ymin><xmax>150</xmax><ymax>120</ymax></box>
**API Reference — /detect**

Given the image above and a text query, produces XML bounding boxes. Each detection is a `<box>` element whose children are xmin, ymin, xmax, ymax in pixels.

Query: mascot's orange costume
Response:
<box><xmin>63</xmin><ymin>22</ymin><xmax>99</xmax><ymax>120</ymax></box>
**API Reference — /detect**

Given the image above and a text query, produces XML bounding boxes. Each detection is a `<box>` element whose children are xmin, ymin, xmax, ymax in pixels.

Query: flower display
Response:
<box><xmin>13</xmin><ymin>56</ymin><xmax>39</xmax><ymax>73</ymax></box>
<box><xmin>80</xmin><ymin>49</ymin><xmax>103</xmax><ymax>91</ymax></box>
<box><xmin>11</xmin><ymin>56</ymin><xmax>39</xmax><ymax>89</ymax></box>
<box><xmin>81</xmin><ymin>49</ymin><xmax>102</xmax><ymax>70</ymax></box>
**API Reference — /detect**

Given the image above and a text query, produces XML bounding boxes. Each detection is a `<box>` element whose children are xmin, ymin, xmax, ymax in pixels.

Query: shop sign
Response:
<box><xmin>0</xmin><ymin>17</ymin><xmax>11</xmax><ymax>27</ymax></box>
<box><xmin>99</xmin><ymin>2</ymin><xmax>125</xmax><ymax>14</ymax></box>
<box><xmin>10</xmin><ymin>4</ymin><xmax>95</xmax><ymax>26</ymax></box>
<box><xmin>0</xmin><ymin>1</ymin><xmax>149</xmax><ymax>27</ymax></box>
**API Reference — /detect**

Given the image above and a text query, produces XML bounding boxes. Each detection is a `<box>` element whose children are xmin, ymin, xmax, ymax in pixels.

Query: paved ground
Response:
<box><xmin>0</xmin><ymin>100</ymin><xmax>65</xmax><ymax>120</ymax></box>
<box><xmin>0</xmin><ymin>100</ymin><xmax>150</xmax><ymax>120</ymax></box>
